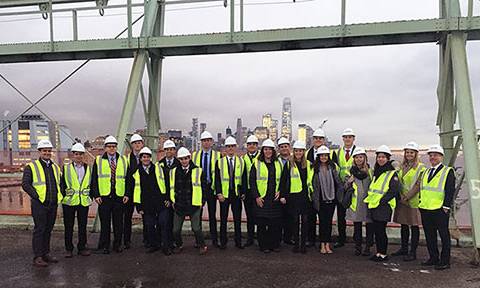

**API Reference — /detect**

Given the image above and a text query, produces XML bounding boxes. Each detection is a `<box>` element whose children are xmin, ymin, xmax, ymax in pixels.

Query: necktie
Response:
<box><xmin>110</xmin><ymin>158</ymin><xmax>116</xmax><ymax>187</ymax></box>
<box><xmin>168</xmin><ymin>159</ymin><xmax>172</xmax><ymax>167</ymax></box>
<box><xmin>203</xmin><ymin>152</ymin><xmax>210</xmax><ymax>183</ymax></box>
<box><xmin>428</xmin><ymin>167</ymin><xmax>435</xmax><ymax>181</ymax></box>
<box><xmin>145</xmin><ymin>166</ymin><xmax>149</xmax><ymax>174</ymax></box>
<box><xmin>345</xmin><ymin>149</ymin><xmax>350</xmax><ymax>161</ymax></box>
<box><xmin>229</xmin><ymin>157</ymin><xmax>235</xmax><ymax>191</ymax></box>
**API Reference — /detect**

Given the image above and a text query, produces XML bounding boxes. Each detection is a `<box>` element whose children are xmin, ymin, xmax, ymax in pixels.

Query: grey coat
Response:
<box><xmin>311</xmin><ymin>165</ymin><xmax>343</xmax><ymax>212</ymax></box>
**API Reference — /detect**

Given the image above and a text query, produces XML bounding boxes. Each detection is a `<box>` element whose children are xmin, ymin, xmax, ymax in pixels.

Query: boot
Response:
<box><xmin>354</xmin><ymin>244</ymin><xmax>362</xmax><ymax>256</ymax></box>
<box><xmin>403</xmin><ymin>250</ymin><xmax>416</xmax><ymax>262</ymax></box>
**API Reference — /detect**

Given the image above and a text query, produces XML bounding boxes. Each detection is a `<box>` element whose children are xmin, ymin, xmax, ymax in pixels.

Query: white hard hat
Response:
<box><xmin>163</xmin><ymin>140</ymin><xmax>176</xmax><ymax>149</ymax></box>
<box><xmin>293</xmin><ymin>141</ymin><xmax>306</xmax><ymax>150</ymax></box>
<box><xmin>200</xmin><ymin>131</ymin><xmax>213</xmax><ymax>140</ymax></box>
<box><xmin>139</xmin><ymin>147</ymin><xmax>152</xmax><ymax>156</ymax></box>
<box><xmin>71</xmin><ymin>143</ymin><xmax>85</xmax><ymax>153</ymax></box>
<box><xmin>313</xmin><ymin>129</ymin><xmax>326</xmax><ymax>138</ymax></box>
<box><xmin>316</xmin><ymin>145</ymin><xmax>330</xmax><ymax>155</ymax></box>
<box><xmin>104</xmin><ymin>135</ymin><xmax>118</xmax><ymax>145</ymax></box>
<box><xmin>404</xmin><ymin>141</ymin><xmax>419</xmax><ymax>152</ymax></box>
<box><xmin>130</xmin><ymin>133</ymin><xmax>143</xmax><ymax>143</ymax></box>
<box><xmin>177</xmin><ymin>147</ymin><xmax>191</xmax><ymax>158</ymax></box>
<box><xmin>342</xmin><ymin>128</ymin><xmax>356</xmax><ymax>137</ymax></box>
<box><xmin>376</xmin><ymin>145</ymin><xmax>392</xmax><ymax>156</ymax></box>
<box><xmin>352</xmin><ymin>147</ymin><xmax>367</xmax><ymax>157</ymax></box>
<box><xmin>37</xmin><ymin>139</ymin><xmax>53</xmax><ymax>150</ymax></box>
<box><xmin>427</xmin><ymin>144</ymin><xmax>444</xmax><ymax>155</ymax></box>
<box><xmin>225</xmin><ymin>136</ymin><xmax>237</xmax><ymax>146</ymax></box>
<box><xmin>261</xmin><ymin>139</ymin><xmax>275</xmax><ymax>148</ymax></box>
<box><xmin>246</xmin><ymin>135</ymin><xmax>259</xmax><ymax>144</ymax></box>
<box><xmin>277</xmin><ymin>137</ymin><xmax>290</xmax><ymax>146</ymax></box>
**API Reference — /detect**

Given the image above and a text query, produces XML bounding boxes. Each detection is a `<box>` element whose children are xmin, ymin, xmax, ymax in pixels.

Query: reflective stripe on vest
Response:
<box><xmin>218</xmin><ymin>156</ymin><xmax>244</xmax><ymax>198</ymax></box>
<box><xmin>349</xmin><ymin>169</ymin><xmax>373</xmax><ymax>212</ymax></box>
<box><xmin>96</xmin><ymin>155</ymin><xmax>127</xmax><ymax>197</ymax></box>
<box><xmin>337</xmin><ymin>148</ymin><xmax>354</xmax><ymax>181</ymax></box>
<box><xmin>132</xmin><ymin>163</ymin><xmax>167</xmax><ymax>204</ymax></box>
<box><xmin>62</xmin><ymin>163</ymin><xmax>92</xmax><ymax>207</ymax></box>
<box><xmin>243</xmin><ymin>153</ymin><xmax>258</xmax><ymax>190</ymax></box>
<box><xmin>399</xmin><ymin>163</ymin><xmax>426</xmax><ymax>208</ymax></box>
<box><xmin>28</xmin><ymin>160</ymin><xmax>62</xmax><ymax>204</ymax></box>
<box><xmin>193</xmin><ymin>150</ymin><xmax>219</xmax><ymax>190</ymax></box>
<box><xmin>169</xmin><ymin>167</ymin><xmax>203</xmax><ymax>206</ymax></box>
<box><xmin>419</xmin><ymin>166</ymin><xmax>452</xmax><ymax>210</ymax></box>
<box><xmin>290</xmin><ymin>163</ymin><xmax>302</xmax><ymax>194</ymax></box>
<box><xmin>364</xmin><ymin>170</ymin><xmax>396</xmax><ymax>209</ymax></box>
<box><xmin>255</xmin><ymin>159</ymin><xmax>282</xmax><ymax>198</ymax></box>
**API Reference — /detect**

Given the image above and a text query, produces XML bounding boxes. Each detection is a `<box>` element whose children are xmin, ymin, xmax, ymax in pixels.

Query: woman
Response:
<box><xmin>364</xmin><ymin>145</ymin><xmax>400</xmax><ymax>262</ymax></box>
<box><xmin>280</xmin><ymin>141</ymin><xmax>312</xmax><ymax>254</ymax></box>
<box><xmin>311</xmin><ymin>145</ymin><xmax>343</xmax><ymax>254</ymax></box>
<box><xmin>344</xmin><ymin>147</ymin><xmax>374</xmax><ymax>256</ymax></box>
<box><xmin>250</xmin><ymin>139</ymin><xmax>285</xmax><ymax>253</ymax></box>
<box><xmin>392</xmin><ymin>141</ymin><xmax>426</xmax><ymax>261</ymax></box>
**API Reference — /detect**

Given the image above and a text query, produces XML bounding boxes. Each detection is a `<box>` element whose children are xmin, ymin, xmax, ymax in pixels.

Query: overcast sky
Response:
<box><xmin>0</xmin><ymin>0</ymin><xmax>479</xmax><ymax>149</ymax></box>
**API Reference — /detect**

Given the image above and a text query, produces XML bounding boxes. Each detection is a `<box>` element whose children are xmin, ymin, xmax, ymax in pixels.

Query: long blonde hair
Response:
<box><xmin>401</xmin><ymin>150</ymin><xmax>419</xmax><ymax>172</ymax></box>
<box><xmin>353</xmin><ymin>154</ymin><xmax>369</xmax><ymax>174</ymax></box>
<box><xmin>289</xmin><ymin>149</ymin><xmax>307</xmax><ymax>169</ymax></box>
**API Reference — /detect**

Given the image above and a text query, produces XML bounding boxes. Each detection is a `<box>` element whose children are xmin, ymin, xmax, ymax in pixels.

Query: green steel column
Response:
<box><xmin>438</xmin><ymin>39</ymin><xmax>455</xmax><ymax>163</ymax></box>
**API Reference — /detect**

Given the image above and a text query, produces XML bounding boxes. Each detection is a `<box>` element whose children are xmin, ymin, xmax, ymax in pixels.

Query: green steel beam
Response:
<box><xmin>3</xmin><ymin>17</ymin><xmax>480</xmax><ymax>63</ymax></box>
<box><xmin>0</xmin><ymin>0</ymin><xmax>94</xmax><ymax>7</ymax></box>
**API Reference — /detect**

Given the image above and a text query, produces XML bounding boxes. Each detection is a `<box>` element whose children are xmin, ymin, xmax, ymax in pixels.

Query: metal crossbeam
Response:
<box><xmin>2</xmin><ymin>17</ymin><xmax>480</xmax><ymax>63</ymax></box>
<box><xmin>0</xmin><ymin>0</ymin><xmax>94</xmax><ymax>7</ymax></box>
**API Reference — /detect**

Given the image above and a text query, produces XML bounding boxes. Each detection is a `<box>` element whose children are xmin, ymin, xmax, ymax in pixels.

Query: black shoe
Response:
<box><xmin>333</xmin><ymin>242</ymin><xmax>345</xmax><ymax>248</ymax></box>
<box><xmin>272</xmin><ymin>248</ymin><xmax>280</xmax><ymax>253</ymax></box>
<box><xmin>146</xmin><ymin>247</ymin><xmax>159</xmax><ymax>254</ymax></box>
<box><xmin>421</xmin><ymin>259</ymin><xmax>439</xmax><ymax>266</ymax></box>
<box><xmin>244</xmin><ymin>239</ymin><xmax>254</xmax><ymax>247</ymax></box>
<box><xmin>362</xmin><ymin>246</ymin><xmax>371</xmax><ymax>256</ymax></box>
<box><xmin>103</xmin><ymin>248</ymin><xmax>110</xmax><ymax>255</ymax></box>
<box><xmin>262</xmin><ymin>249</ymin><xmax>270</xmax><ymax>254</ymax></box>
<box><xmin>292</xmin><ymin>246</ymin><xmax>299</xmax><ymax>253</ymax></box>
<box><xmin>375</xmin><ymin>255</ymin><xmax>389</xmax><ymax>262</ymax></box>
<box><xmin>403</xmin><ymin>252</ymin><xmax>417</xmax><ymax>262</ymax></box>
<box><xmin>114</xmin><ymin>247</ymin><xmax>123</xmax><ymax>253</ymax></box>
<box><xmin>305</xmin><ymin>241</ymin><xmax>314</xmax><ymax>248</ymax></box>
<box><xmin>354</xmin><ymin>245</ymin><xmax>362</xmax><ymax>256</ymax></box>
<box><xmin>219</xmin><ymin>244</ymin><xmax>227</xmax><ymax>250</ymax></box>
<box><xmin>212</xmin><ymin>240</ymin><xmax>220</xmax><ymax>248</ymax></box>
<box><xmin>369</xmin><ymin>255</ymin><xmax>379</xmax><ymax>261</ymax></box>
<box><xmin>391</xmin><ymin>248</ymin><xmax>408</xmax><ymax>257</ymax></box>
<box><xmin>434</xmin><ymin>263</ymin><xmax>450</xmax><ymax>270</ymax></box>
<box><xmin>124</xmin><ymin>242</ymin><xmax>131</xmax><ymax>250</ymax></box>
<box><xmin>284</xmin><ymin>240</ymin><xmax>295</xmax><ymax>245</ymax></box>
<box><xmin>162</xmin><ymin>248</ymin><xmax>173</xmax><ymax>256</ymax></box>
<box><xmin>235</xmin><ymin>244</ymin><xmax>244</xmax><ymax>250</ymax></box>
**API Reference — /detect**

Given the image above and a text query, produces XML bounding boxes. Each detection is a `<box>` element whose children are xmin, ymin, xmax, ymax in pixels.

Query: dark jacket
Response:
<box><xmin>311</xmin><ymin>162</ymin><xmax>343</xmax><ymax>211</ymax></box>
<box><xmin>369</xmin><ymin>161</ymin><xmax>401</xmax><ymax>222</ymax></box>
<box><xmin>125</xmin><ymin>151</ymin><xmax>140</xmax><ymax>198</ymax></box>
<box><xmin>425</xmin><ymin>164</ymin><xmax>456</xmax><ymax>209</ymax></box>
<box><xmin>22</xmin><ymin>158</ymin><xmax>59</xmax><ymax>205</ymax></box>
<box><xmin>170</xmin><ymin>161</ymin><xmax>206</xmax><ymax>216</ymax></box>
<box><xmin>90</xmin><ymin>152</ymin><xmax>124</xmax><ymax>201</ymax></box>
<box><xmin>158</xmin><ymin>156</ymin><xmax>180</xmax><ymax>202</ymax></box>
<box><xmin>128</xmin><ymin>164</ymin><xmax>167</xmax><ymax>214</ymax></box>
<box><xmin>214</xmin><ymin>156</ymin><xmax>246</xmax><ymax>198</ymax></box>
<box><xmin>306</xmin><ymin>147</ymin><xmax>317</xmax><ymax>163</ymax></box>
<box><xmin>280</xmin><ymin>161</ymin><xmax>310</xmax><ymax>214</ymax></box>
<box><xmin>249</xmin><ymin>160</ymin><xmax>282</xmax><ymax>219</ymax></box>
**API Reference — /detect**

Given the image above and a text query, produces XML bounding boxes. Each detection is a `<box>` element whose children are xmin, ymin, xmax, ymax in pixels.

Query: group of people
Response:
<box><xmin>22</xmin><ymin>127</ymin><xmax>455</xmax><ymax>271</ymax></box>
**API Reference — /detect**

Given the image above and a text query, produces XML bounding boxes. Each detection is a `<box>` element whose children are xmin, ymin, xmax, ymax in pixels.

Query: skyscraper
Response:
<box><xmin>236</xmin><ymin>118</ymin><xmax>244</xmax><ymax>149</ymax></box>
<box><xmin>191</xmin><ymin>118</ymin><xmax>199</xmax><ymax>151</ymax></box>
<box><xmin>281</xmin><ymin>97</ymin><xmax>292</xmax><ymax>141</ymax></box>
<box><xmin>298</xmin><ymin>123</ymin><xmax>314</xmax><ymax>148</ymax></box>
<box><xmin>200</xmin><ymin>123</ymin><xmax>207</xmax><ymax>134</ymax></box>
<box><xmin>270</xmin><ymin>119</ymin><xmax>278</xmax><ymax>141</ymax></box>
<box><xmin>262</xmin><ymin>113</ymin><xmax>272</xmax><ymax>129</ymax></box>
<box><xmin>226</xmin><ymin>126</ymin><xmax>232</xmax><ymax>137</ymax></box>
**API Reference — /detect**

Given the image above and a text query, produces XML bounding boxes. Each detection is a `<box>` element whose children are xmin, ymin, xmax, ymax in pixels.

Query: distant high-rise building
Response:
<box><xmin>270</xmin><ymin>119</ymin><xmax>278</xmax><ymax>141</ymax></box>
<box><xmin>226</xmin><ymin>126</ymin><xmax>232</xmax><ymax>137</ymax></box>
<box><xmin>200</xmin><ymin>123</ymin><xmax>207</xmax><ymax>134</ymax></box>
<box><xmin>254</xmin><ymin>126</ymin><xmax>269</xmax><ymax>143</ymax></box>
<box><xmin>262</xmin><ymin>113</ymin><xmax>272</xmax><ymax>129</ymax></box>
<box><xmin>281</xmin><ymin>97</ymin><xmax>292</xmax><ymax>141</ymax></box>
<box><xmin>168</xmin><ymin>129</ymin><xmax>182</xmax><ymax>140</ymax></box>
<box><xmin>298</xmin><ymin>123</ymin><xmax>314</xmax><ymax>148</ymax></box>
<box><xmin>236</xmin><ymin>118</ymin><xmax>244</xmax><ymax>149</ymax></box>
<box><xmin>191</xmin><ymin>118</ymin><xmax>199</xmax><ymax>151</ymax></box>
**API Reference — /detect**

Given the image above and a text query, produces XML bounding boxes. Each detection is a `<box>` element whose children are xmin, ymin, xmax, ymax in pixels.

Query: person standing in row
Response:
<box><xmin>124</xmin><ymin>133</ymin><xmax>144</xmax><ymax>249</ymax></box>
<box><xmin>280</xmin><ymin>141</ymin><xmax>312</xmax><ymax>254</ymax></box>
<box><xmin>170</xmin><ymin>147</ymin><xmax>208</xmax><ymax>255</ymax></box>
<box><xmin>242</xmin><ymin>135</ymin><xmax>260</xmax><ymax>247</ymax></box>
<box><xmin>364</xmin><ymin>145</ymin><xmax>400</xmax><ymax>262</ymax></box>
<box><xmin>215</xmin><ymin>136</ymin><xmax>245</xmax><ymax>249</ymax></box>
<box><xmin>278</xmin><ymin>137</ymin><xmax>293</xmax><ymax>245</ymax></box>
<box><xmin>305</xmin><ymin>129</ymin><xmax>326</xmax><ymax>247</ymax></box>
<box><xmin>344</xmin><ymin>147</ymin><xmax>373</xmax><ymax>256</ymax></box>
<box><xmin>192</xmin><ymin>131</ymin><xmax>221</xmax><ymax>247</ymax></box>
<box><xmin>311</xmin><ymin>146</ymin><xmax>343</xmax><ymax>254</ymax></box>
<box><xmin>331</xmin><ymin>128</ymin><xmax>356</xmax><ymax>248</ymax></box>
<box><xmin>419</xmin><ymin>145</ymin><xmax>455</xmax><ymax>270</ymax></box>
<box><xmin>250</xmin><ymin>139</ymin><xmax>284</xmax><ymax>253</ymax></box>
<box><xmin>91</xmin><ymin>136</ymin><xmax>129</xmax><ymax>254</ymax></box>
<box><xmin>22</xmin><ymin>139</ymin><xmax>63</xmax><ymax>267</ymax></box>
<box><xmin>61</xmin><ymin>143</ymin><xmax>91</xmax><ymax>258</ymax></box>
<box><xmin>392</xmin><ymin>142</ymin><xmax>425</xmax><ymax>261</ymax></box>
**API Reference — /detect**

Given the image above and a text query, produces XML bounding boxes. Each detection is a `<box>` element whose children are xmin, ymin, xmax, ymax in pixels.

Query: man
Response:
<box><xmin>22</xmin><ymin>139</ymin><xmax>63</xmax><ymax>267</ymax></box>
<box><xmin>61</xmin><ymin>143</ymin><xmax>92</xmax><ymax>258</ymax></box>
<box><xmin>242</xmin><ymin>135</ymin><xmax>259</xmax><ymax>247</ymax></box>
<box><xmin>331</xmin><ymin>128</ymin><xmax>356</xmax><ymax>248</ymax></box>
<box><xmin>130</xmin><ymin>147</ymin><xmax>172</xmax><ymax>255</ymax></box>
<box><xmin>192</xmin><ymin>131</ymin><xmax>221</xmax><ymax>247</ymax></box>
<box><xmin>215</xmin><ymin>136</ymin><xmax>245</xmax><ymax>249</ymax></box>
<box><xmin>90</xmin><ymin>135</ymin><xmax>129</xmax><ymax>254</ymax></box>
<box><xmin>124</xmin><ymin>133</ymin><xmax>144</xmax><ymax>249</ymax></box>
<box><xmin>158</xmin><ymin>139</ymin><xmax>179</xmax><ymax>251</ymax></box>
<box><xmin>170</xmin><ymin>147</ymin><xmax>208</xmax><ymax>255</ymax></box>
<box><xmin>277</xmin><ymin>137</ymin><xmax>293</xmax><ymax>245</ymax></box>
<box><xmin>419</xmin><ymin>145</ymin><xmax>455</xmax><ymax>270</ymax></box>
<box><xmin>305</xmin><ymin>128</ymin><xmax>326</xmax><ymax>247</ymax></box>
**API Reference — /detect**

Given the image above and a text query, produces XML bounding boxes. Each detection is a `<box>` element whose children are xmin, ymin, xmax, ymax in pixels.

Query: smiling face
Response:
<box><xmin>140</xmin><ymin>153</ymin><xmax>151</xmax><ymax>166</ymax></box>
<box><xmin>225</xmin><ymin>144</ymin><xmax>236</xmax><ymax>156</ymax></box>
<box><xmin>429</xmin><ymin>152</ymin><xmax>443</xmax><ymax>167</ymax></box>
<box><xmin>131</xmin><ymin>140</ymin><xmax>144</xmax><ymax>153</ymax></box>
<box><xmin>39</xmin><ymin>148</ymin><xmax>52</xmax><ymax>161</ymax></box>
<box><xmin>247</xmin><ymin>142</ymin><xmax>258</xmax><ymax>154</ymax></box>
<box><xmin>179</xmin><ymin>155</ymin><xmax>191</xmax><ymax>168</ymax></box>
<box><xmin>72</xmin><ymin>151</ymin><xmax>84</xmax><ymax>164</ymax></box>
<box><xmin>293</xmin><ymin>148</ymin><xmax>304</xmax><ymax>161</ymax></box>
<box><xmin>354</xmin><ymin>154</ymin><xmax>366</xmax><ymax>167</ymax></box>
<box><xmin>376</xmin><ymin>153</ymin><xmax>389</xmax><ymax>166</ymax></box>
<box><xmin>279</xmin><ymin>144</ymin><xmax>290</xmax><ymax>158</ymax></box>
<box><xmin>404</xmin><ymin>149</ymin><xmax>417</xmax><ymax>162</ymax></box>
<box><xmin>263</xmin><ymin>147</ymin><xmax>273</xmax><ymax>160</ymax></box>
<box><xmin>342</xmin><ymin>135</ymin><xmax>355</xmax><ymax>148</ymax></box>
<box><xmin>201</xmin><ymin>138</ymin><xmax>213</xmax><ymax>150</ymax></box>
<box><xmin>165</xmin><ymin>147</ymin><xmax>176</xmax><ymax>159</ymax></box>
<box><xmin>313</xmin><ymin>136</ymin><xmax>325</xmax><ymax>148</ymax></box>
<box><xmin>319</xmin><ymin>153</ymin><xmax>329</xmax><ymax>164</ymax></box>
<box><xmin>105</xmin><ymin>144</ymin><xmax>117</xmax><ymax>156</ymax></box>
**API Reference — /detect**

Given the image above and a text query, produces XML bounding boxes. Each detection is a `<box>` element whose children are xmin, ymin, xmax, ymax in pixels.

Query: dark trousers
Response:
<box><xmin>353</xmin><ymin>222</ymin><xmax>374</xmax><ymax>247</ymax></box>
<box><xmin>372</xmin><ymin>220</ymin><xmax>388</xmax><ymax>254</ymax></box>
<box><xmin>257</xmin><ymin>217</ymin><xmax>281</xmax><ymax>251</ymax></box>
<box><xmin>122</xmin><ymin>201</ymin><xmax>134</xmax><ymax>245</ymax></box>
<box><xmin>144</xmin><ymin>208</ymin><xmax>172</xmax><ymax>249</ymax></box>
<box><xmin>243</xmin><ymin>196</ymin><xmax>256</xmax><ymax>241</ymax></box>
<box><xmin>220</xmin><ymin>196</ymin><xmax>242</xmax><ymax>246</ymax></box>
<box><xmin>205</xmin><ymin>191</ymin><xmax>218</xmax><ymax>242</ymax></box>
<box><xmin>307</xmin><ymin>212</ymin><xmax>317</xmax><ymax>244</ymax></box>
<box><xmin>281</xmin><ymin>204</ymin><xmax>292</xmax><ymax>243</ymax></box>
<box><xmin>173</xmin><ymin>208</ymin><xmax>205</xmax><ymax>247</ymax></box>
<box><xmin>336</xmin><ymin>202</ymin><xmax>347</xmax><ymax>243</ymax></box>
<box><xmin>400</xmin><ymin>224</ymin><xmax>419</xmax><ymax>253</ymax></box>
<box><xmin>291</xmin><ymin>212</ymin><xmax>308</xmax><ymax>247</ymax></box>
<box><xmin>420</xmin><ymin>209</ymin><xmax>451</xmax><ymax>264</ymax></box>
<box><xmin>318</xmin><ymin>202</ymin><xmax>336</xmax><ymax>243</ymax></box>
<box><xmin>31</xmin><ymin>199</ymin><xmax>57</xmax><ymax>258</ymax></box>
<box><xmin>159</xmin><ymin>207</ymin><xmax>174</xmax><ymax>248</ymax></box>
<box><xmin>62</xmin><ymin>204</ymin><xmax>89</xmax><ymax>252</ymax></box>
<box><xmin>98</xmin><ymin>197</ymin><xmax>124</xmax><ymax>250</ymax></box>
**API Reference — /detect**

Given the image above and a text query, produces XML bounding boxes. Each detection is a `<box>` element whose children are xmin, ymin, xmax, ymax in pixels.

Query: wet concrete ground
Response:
<box><xmin>0</xmin><ymin>229</ymin><xmax>479</xmax><ymax>288</ymax></box>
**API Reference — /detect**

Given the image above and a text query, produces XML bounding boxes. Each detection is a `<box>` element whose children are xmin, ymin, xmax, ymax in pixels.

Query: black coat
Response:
<box><xmin>280</xmin><ymin>161</ymin><xmax>310</xmax><ymax>215</ymax></box>
<box><xmin>171</xmin><ymin>161</ymin><xmax>206</xmax><ymax>216</ymax></box>
<box><xmin>130</xmin><ymin>164</ymin><xmax>167</xmax><ymax>214</ymax></box>
<box><xmin>369</xmin><ymin>162</ymin><xmax>400</xmax><ymax>222</ymax></box>
<box><xmin>249</xmin><ymin>161</ymin><xmax>282</xmax><ymax>219</ymax></box>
